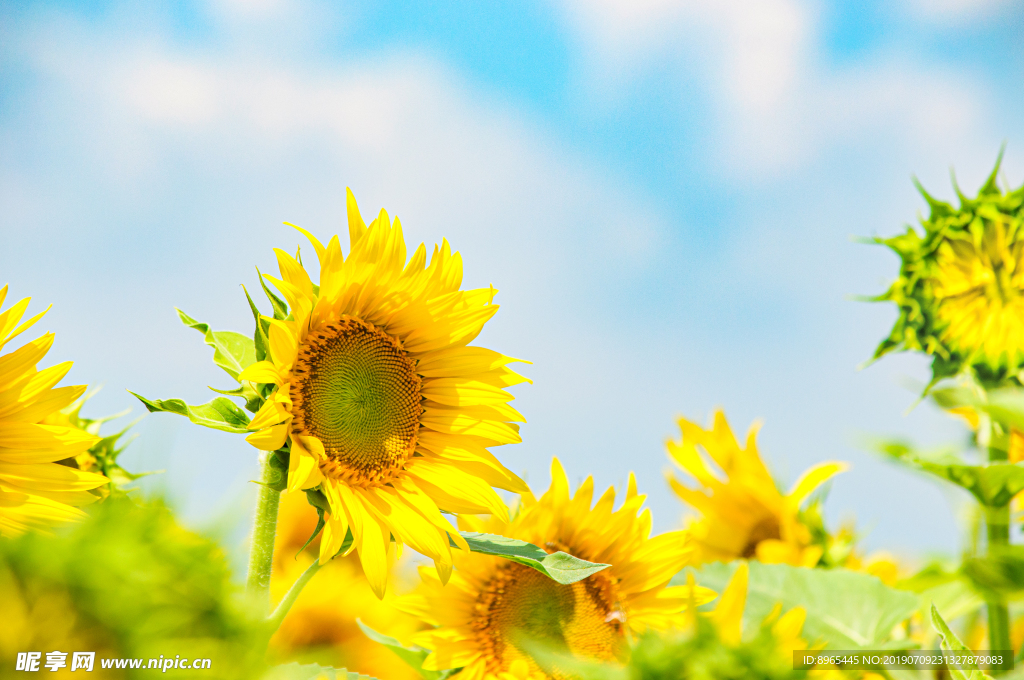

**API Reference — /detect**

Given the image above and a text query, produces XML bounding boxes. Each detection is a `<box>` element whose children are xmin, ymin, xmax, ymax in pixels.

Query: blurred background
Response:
<box><xmin>1</xmin><ymin>0</ymin><xmax>1022</xmax><ymax>560</ymax></box>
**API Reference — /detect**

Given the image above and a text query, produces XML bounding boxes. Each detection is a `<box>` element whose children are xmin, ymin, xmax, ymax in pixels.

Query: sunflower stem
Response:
<box><xmin>266</xmin><ymin>559</ymin><xmax>322</xmax><ymax>633</ymax></box>
<box><xmin>246</xmin><ymin>452</ymin><xmax>282</xmax><ymax>613</ymax></box>
<box><xmin>985</xmin><ymin>426</ymin><xmax>1012</xmax><ymax>669</ymax></box>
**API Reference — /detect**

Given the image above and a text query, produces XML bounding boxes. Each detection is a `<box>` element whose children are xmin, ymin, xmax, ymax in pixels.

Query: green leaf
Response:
<box><xmin>210</xmin><ymin>382</ymin><xmax>264</xmax><ymax>413</ymax></box>
<box><xmin>129</xmin><ymin>392</ymin><xmax>251</xmax><ymax>434</ymax></box>
<box><xmin>684</xmin><ymin>562</ymin><xmax>919</xmax><ymax>649</ymax></box>
<box><xmin>930</xmin><ymin>604</ymin><xmax>994</xmax><ymax>680</ymax></box>
<box><xmin>357</xmin><ymin>620</ymin><xmax>457</xmax><ymax>680</ymax></box>
<box><xmin>176</xmin><ymin>308</ymin><xmax>257</xmax><ymax>381</ymax></box>
<box><xmin>261</xmin><ymin>662</ymin><xmax>378</xmax><ymax>680</ymax></box>
<box><xmin>874</xmin><ymin>439</ymin><xmax>1024</xmax><ymax>507</ymax></box>
<box><xmin>454</xmin><ymin>532</ymin><xmax>610</xmax><ymax>585</ymax></box>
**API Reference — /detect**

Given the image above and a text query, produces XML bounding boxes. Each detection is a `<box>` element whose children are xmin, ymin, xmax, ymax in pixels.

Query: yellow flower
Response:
<box><xmin>269</xmin><ymin>492</ymin><xmax>423</xmax><ymax>679</ymax></box>
<box><xmin>870</xmin><ymin>155</ymin><xmax>1024</xmax><ymax>386</ymax></box>
<box><xmin>402</xmin><ymin>458</ymin><xmax>712</xmax><ymax>679</ymax></box>
<box><xmin>666</xmin><ymin>410</ymin><xmax>846</xmax><ymax>567</ymax></box>
<box><xmin>0</xmin><ymin>286</ymin><xmax>107</xmax><ymax>536</ymax></box>
<box><xmin>240</xmin><ymin>190</ymin><xmax>529</xmax><ymax>597</ymax></box>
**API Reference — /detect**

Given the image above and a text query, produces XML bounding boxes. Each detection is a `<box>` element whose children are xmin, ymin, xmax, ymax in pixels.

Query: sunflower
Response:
<box><xmin>401</xmin><ymin>458</ymin><xmax>712</xmax><ymax>679</ymax></box>
<box><xmin>870</xmin><ymin>154</ymin><xmax>1024</xmax><ymax>386</ymax></box>
<box><xmin>238</xmin><ymin>190</ymin><xmax>529</xmax><ymax>597</ymax></box>
<box><xmin>268</xmin><ymin>491</ymin><xmax>422</xmax><ymax>679</ymax></box>
<box><xmin>0</xmin><ymin>286</ymin><xmax>107</xmax><ymax>536</ymax></box>
<box><xmin>666</xmin><ymin>410</ymin><xmax>846</xmax><ymax>567</ymax></box>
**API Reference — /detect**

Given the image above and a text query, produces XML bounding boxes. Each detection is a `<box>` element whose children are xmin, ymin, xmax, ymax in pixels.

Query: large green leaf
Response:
<box><xmin>455</xmin><ymin>532</ymin><xmax>610</xmax><ymax>585</ymax></box>
<box><xmin>261</xmin><ymin>663</ymin><xmax>377</xmax><ymax>680</ymax></box>
<box><xmin>129</xmin><ymin>392</ymin><xmax>251</xmax><ymax>434</ymax></box>
<box><xmin>357</xmin><ymin>621</ymin><xmax>458</xmax><ymax>680</ymax></box>
<box><xmin>177</xmin><ymin>308</ymin><xmax>256</xmax><ymax>381</ymax></box>
<box><xmin>875</xmin><ymin>439</ymin><xmax>1024</xmax><ymax>507</ymax></box>
<box><xmin>685</xmin><ymin>562</ymin><xmax>918</xmax><ymax>649</ymax></box>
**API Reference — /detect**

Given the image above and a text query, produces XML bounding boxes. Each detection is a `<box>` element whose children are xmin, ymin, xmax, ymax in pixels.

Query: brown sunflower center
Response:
<box><xmin>741</xmin><ymin>515</ymin><xmax>782</xmax><ymax>558</ymax></box>
<box><xmin>471</xmin><ymin>560</ymin><xmax>625</xmax><ymax>677</ymax></box>
<box><xmin>290</xmin><ymin>316</ymin><xmax>421</xmax><ymax>486</ymax></box>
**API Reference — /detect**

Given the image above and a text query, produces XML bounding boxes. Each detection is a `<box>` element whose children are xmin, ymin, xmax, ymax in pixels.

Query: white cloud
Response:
<box><xmin>559</xmin><ymin>0</ymin><xmax>991</xmax><ymax>175</ymax></box>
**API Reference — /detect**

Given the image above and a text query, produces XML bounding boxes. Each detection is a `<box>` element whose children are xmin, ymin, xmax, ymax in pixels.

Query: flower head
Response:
<box><xmin>0</xmin><ymin>286</ymin><xmax>108</xmax><ymax>536</ymax></box>
<box><xmin>240</xmin><ymin>190</ymin><xmax>529</xmax><ymax>597</ymax></box>
<box><xmin>666</xmin><ymin>410</ymin><xmax>846</xmax><ymax>567</ymax></box>
<box><xmin>870</xmin><ymin>152</ymin><xmax>1024</xmax><ymax>386</ymax></box>
<box><xmin>402</xmin><ymin>458</ymin><xmax>710</xmax><ymax>679</ymax></box>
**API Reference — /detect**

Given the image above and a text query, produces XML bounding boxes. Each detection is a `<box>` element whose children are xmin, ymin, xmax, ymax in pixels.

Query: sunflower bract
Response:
<box><xmin>0</xmin><ymin>286</ymin><xmax>108</xmax><ymax>536</ymax></box>
<box><xmin>870</xmin><ymin>153</ymin><xmax>1024</xmax><ymax>387</ymax></box>
<box><xmin>401</xmin><ymin>458</ymin><xmax>713</xmax><ymax>680</ymax></box>
<box><xmin>239</xmin><ymin>190</ymin><xmax>530</xmax><ymax>598</ymax></box>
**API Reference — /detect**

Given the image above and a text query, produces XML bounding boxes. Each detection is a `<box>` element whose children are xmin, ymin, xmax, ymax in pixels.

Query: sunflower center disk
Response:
<box><xmin>471</xmin><ymin>562</ymin><xmax>625</xmax><ymax>675</ymax></box>
<box><xmin>290</xmin><ymin>317</ymin><xmax>422</xmax><ymax>486</ymax></box>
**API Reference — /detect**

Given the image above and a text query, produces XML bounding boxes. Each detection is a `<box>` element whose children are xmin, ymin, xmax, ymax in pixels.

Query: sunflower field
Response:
<box><xmin>5</xmin><ymin>158</ymin><xmax>1024</xmax><ymax>680</ymax></box>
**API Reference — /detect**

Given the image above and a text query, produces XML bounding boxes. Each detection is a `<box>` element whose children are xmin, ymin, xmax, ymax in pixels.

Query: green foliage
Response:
<box><xmin>933</xmin><ymin>384</ymin><xmax>1024</xmax><ymax>436</ymax></box>
<box><xmin>53</xmin><ymin>389</ymin><xmax>157</xmax><ymax>494</ymax></box>
<box><xmin>961</xmin><ymin>546</ymin><xmax>1024</xmax><ymax>599</ymax></box>
<box><xmin>130</xmin><ymin>392</ymin><xmax>251</xmax><ymax>433</ymax></box>
<box><xmin>685</xmin><ymin>562</ymin><xmax>919</xmax><ymax>649</ymax></box>
<box><xmin>527</xmin><ymin>616</ymin><xmax>806</xmax><ymax>680</ymax></box>
<box><xmin>931</xmin><ymin>605</ymin><xmax>996</xmax><ymax>680</ymax></box>
<box><xmin>176</xmin><ymin>308</ymin><xmax>257</xmax><ymax>382</ymax></box>
<box><xmin>0</xmin><ymin>499</ymin><xmax>266</xmax><ymax>679</ymax></box>
<box><xmin>453</xmin><ymin>532</ymin><xmax>610</xmax><ymax>585</ymax></box>
<box><xmin>624</xmin><ymin>619</ymin><xmax>807</xmax><ymax>680</ymax></box>
<box><xmin>875</xmin><ymin>438</ymin><xmax>1024</xmax><ymax>507</ymax></box>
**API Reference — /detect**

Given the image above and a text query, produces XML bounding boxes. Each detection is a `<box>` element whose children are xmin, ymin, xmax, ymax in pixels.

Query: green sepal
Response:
<box><xmin>451</xmin><ymin>532</ymin><xmax>609</xmax><ymax>585</ymax></box>
<box><xmin>242</xmin><ymin>284</ymin><xmax>271</xmax><ymax>363</ymax></box>
<box><xmin>209</xmin><ymin>382</ymin><xmax>264</xmax><ymax>414</ymax></box>
<box><xmin>129</xmin><ymin>392</ymin><xmax>251</xmax><ymax>434</ymax></box>
<box><xmin>305</xmin><ymin>487</ymin><xmax>330</xmax><ymax>513</ymax></box>
<box><xmin>930</xmin><ymin>604</ymin><xmax>996</xmax><ymax>680</ymax></box>
<box><xmin>176</xmin><ymin>308</ymin><xmax>256</xmax><ymax>381</ymax></box>
<box><xmin>256</xmin><ymin>265</ymin><xmax>289</xmax><ymax>320</ymax></box>
<box><xmin>874</xmin><ymin>439</ymin><xmax>1024</xmax><ymax>507</ymax></box>
<box><xmin>295</xmin><ymin>508</ymin><xmax>326</xmax><ymax>559</ymax></box>
<box><xmin>56</xmin><ymin>390</ymin><xmax>159</xmax><ymax>494</ymax></box>
<box><xmin>684</xmin><ymin>561</ymin><xmax>919</xmax><ymax>649</ymax></box>
<box><xmin>261</xmin><ymin>662</ymin><xmax>378</xmax><ymax>680</ymax></box>
<box><xmin>357</xmin><ymin>620</ymin><xmax>458</xmax><ymax>680</ymax></box>
<box><xmin>263</xmin><ymin>449</ymin><xmax>288</xmax><ymax>492</ymax></box>
<box><xmin>297</xmin><ymin>489</ymin><xmax>354</xmax><ymax>559</ymax></box>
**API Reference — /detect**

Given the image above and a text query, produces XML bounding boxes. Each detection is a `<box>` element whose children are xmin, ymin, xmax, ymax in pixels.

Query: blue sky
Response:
<box><xmin>2</xmin><ymin>0</ymin><xmax>1023</xmax><ymax>558</ymax></box>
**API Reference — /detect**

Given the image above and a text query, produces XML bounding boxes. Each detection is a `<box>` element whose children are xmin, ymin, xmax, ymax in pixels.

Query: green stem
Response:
<box><xmin>246</xmin><ymin>452</ymin><xmax>282</xmax><ymax>614</ymax></box>
<box><xmin>266</xmin><ymin>559</ymin><xmax>322</xmax><ymax>633</ymax></box>
<box><xmin>987</xmin><ymin>434</ymin><xmax>1012</xmax><ymax>669</ymax></box>
<box><xmin>987</xmin><ymin>505</ymin><xmax>1011</xmax><ymax>652</ymax></box>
